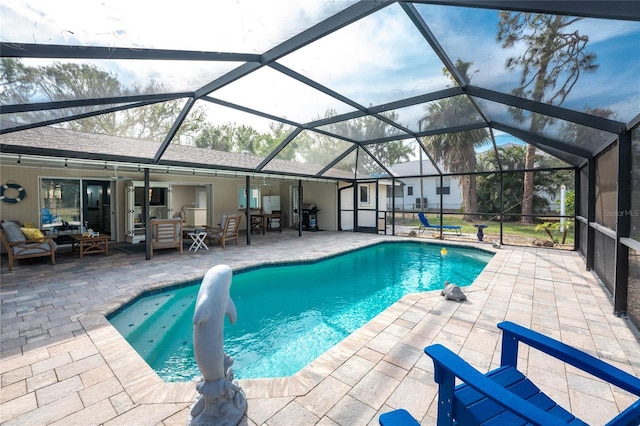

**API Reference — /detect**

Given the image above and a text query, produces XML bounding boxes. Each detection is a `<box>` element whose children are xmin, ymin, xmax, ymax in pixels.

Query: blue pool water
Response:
<box><xmin>109</xmin><ymin>242</ymin><xmax>492</xmax><ymax>381</ymax></box>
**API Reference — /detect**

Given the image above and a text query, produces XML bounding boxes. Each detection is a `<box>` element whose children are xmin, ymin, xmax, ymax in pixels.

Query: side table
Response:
<box><xmin>188</xmin><ymin>232</ymin><xmax>209</xmax><ymax>252</ymax></box>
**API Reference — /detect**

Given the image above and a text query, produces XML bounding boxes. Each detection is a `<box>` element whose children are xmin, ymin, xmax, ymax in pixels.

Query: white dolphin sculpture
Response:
<box><xmin>188</xmin><ymin>265</ymin><xmax>246</xmax><ymax>426</ymax></box>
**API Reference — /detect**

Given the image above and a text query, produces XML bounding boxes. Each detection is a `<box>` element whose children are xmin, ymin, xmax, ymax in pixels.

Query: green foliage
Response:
<box><xmin>421</xmin><ymin>59</ymin><xmax>491</xmax><ymax>220</ymax></box>
<box><xmin>497</xmin><ymin>13</ymin><xmax>598</xmax><ymax>107</ymax></box>
<box><xmin>476</xmin><ymin>145</ymin><xmax>573</xmax><ymax>220</ymax></box>
<box><xmin>535</xmin><ymin>220</ymin><xmax>573</xmax><ymax>244</ymax></box>
<box><xmin>497</xmin><ymin>13</ymin><xmax>597</xmax><ymax>223</ymax></box>
<box><xmin>311</xmin><ymin>109</ymin><xmax>414</xmax><ymax>174</ymax></box>
<box><xmin>1</xmin><ymin>59</ymin><xmax>206</xmax><ymax>143</ymax></box>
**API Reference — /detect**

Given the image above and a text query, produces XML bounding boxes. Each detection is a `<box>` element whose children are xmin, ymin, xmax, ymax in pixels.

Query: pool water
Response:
<box><xmin>109</xmin><ymin>242</ymin><xmax>492</xmax><ymax>381</ymax></box>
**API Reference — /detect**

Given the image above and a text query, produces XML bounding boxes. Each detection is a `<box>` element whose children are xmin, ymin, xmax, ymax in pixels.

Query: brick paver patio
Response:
<box><xmin>1</xmin><ymin>231</ymin><xmax>639</xmax><ymax>425</ymax></box>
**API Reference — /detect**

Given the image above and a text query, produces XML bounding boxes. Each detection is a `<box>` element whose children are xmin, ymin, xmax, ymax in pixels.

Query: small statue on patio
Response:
<box><xmin>441</xmin><ymin>281</ymin><xmax>467</xmax><ymax>302</ymax></box>
<box><xmin>188</xmin><ymin>265</ymin><xmax>246</xmax><ymax>426</ymax></box>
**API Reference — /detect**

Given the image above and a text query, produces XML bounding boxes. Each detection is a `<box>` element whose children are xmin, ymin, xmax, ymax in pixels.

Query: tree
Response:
<box><xmin>497</xmin><ymin>12</ymin><xmax>598</xmax><ymax>224</ymax></box>
<box><xmin>296</xmin><ymin>108</ymin><xmax>413</xmax><ymax>174</ymax></box>
<box><xmin>1</xmin><ymin>59</ymin><xmax>205</xmax><ymax>143</ymax></box>
<box><xmin>194</xmin><ymin>123</ymin><xmax>235</xmax><ymax>151</ymax></box>
<box><xmin>1</xmin><ymin>58</ymin><xmax>38</xmax><ymax>105</ymax></box>
<box><xmin>421</xmin><ymin>60</ymin><xmax>490</xmax><ymax>221</ymax></box>
<box><xmin>193</xmin><ymin>121</ymin><xmax>297</xmax><ymax>160</ymax></box>
<box><xmin>476</xmin><ymin>145</ymin><xmax>573</xmax><ymax>220</ymax></box>
<box><xmin>259</xmin><ymin>122</ymin><xmax>298</xmax><ymax>160</ymax></box>
<box><xmin>357</xmin><ymin>111</ymin><xmax>414</xmax><ymax>174</ymax></box>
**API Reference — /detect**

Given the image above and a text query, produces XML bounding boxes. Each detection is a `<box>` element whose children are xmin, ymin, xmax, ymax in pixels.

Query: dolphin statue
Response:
<box><xmin>188</xmin><ymin>264</ymin><xmax>246</xmax><ymax>426</ymax></box>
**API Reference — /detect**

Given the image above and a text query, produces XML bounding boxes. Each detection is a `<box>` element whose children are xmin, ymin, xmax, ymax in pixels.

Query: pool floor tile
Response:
<box><xmin>1</xmin><ymin>231</ymin><xmax>639</xmax><ymax>425</ymax></box>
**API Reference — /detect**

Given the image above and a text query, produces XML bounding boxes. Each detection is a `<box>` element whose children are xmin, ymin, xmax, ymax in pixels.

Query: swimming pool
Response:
<box><xmin>109</xmin><ymin>242</ymin><xmax>492</xmax><ymax>381</ymax></box>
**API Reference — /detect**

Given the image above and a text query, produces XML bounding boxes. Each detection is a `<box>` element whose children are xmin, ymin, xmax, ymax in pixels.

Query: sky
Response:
<box><xmin>1</xmin><ymin>0</ymin><xmax>638</xmax><ymax>135</ymax></box>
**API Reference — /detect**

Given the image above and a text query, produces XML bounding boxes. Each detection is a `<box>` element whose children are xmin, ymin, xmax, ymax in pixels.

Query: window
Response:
<box><xmin>238</xmin><ymin>186</ymin><xmax>260</xmax><ymax>209</ymax></box>
<box><xmin>407</xmin><ymin>186</ymin><xmax>414</xmax><ymax>196</ymax></box>
<box><xmin>436</xmin><ymin>177</ymin><xmax>451</xmax><ymax>195</ymax></box>
<box><xmin>359</xmin><ymin>185</ymin><xmax>369</xmax><ymax>204</ymax></box>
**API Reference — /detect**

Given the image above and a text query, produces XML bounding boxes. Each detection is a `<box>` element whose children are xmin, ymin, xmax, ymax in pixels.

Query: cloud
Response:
<box><xmin>2</xmin><ymin>0</ymin><xmax>637</xmax><ymax>133</ymax></box>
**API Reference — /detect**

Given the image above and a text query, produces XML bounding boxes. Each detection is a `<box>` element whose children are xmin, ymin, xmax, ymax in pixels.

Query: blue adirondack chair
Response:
<box><xmin>417</xmin><ymin>212</ymin><xmax>462</xmax><ymax>236</ymax></box>
<box><xmin>41</xmin><ymin>208</ymin><xmax>60</xmax><ymax>225</ymax></box>
<box><xmin>380</xmin><ymin>321</ymin><xmax>640</xmax><ymax>426</ymax></box>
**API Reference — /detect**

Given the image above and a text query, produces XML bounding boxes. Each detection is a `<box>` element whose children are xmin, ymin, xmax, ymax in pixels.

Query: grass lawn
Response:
<box><xmin>399</xmin><ymin>214</ymin><xmax>575</xmax><ymax>246</ymax></box>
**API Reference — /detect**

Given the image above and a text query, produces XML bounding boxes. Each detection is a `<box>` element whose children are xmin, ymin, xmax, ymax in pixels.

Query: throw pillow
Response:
<box><xmin>21</xmin><ymin>227</ymin><xmax>45</xmax><ymax>241</ymax></box>
<box><xmin>23</xmin><ymin>222</ymin><xmax>37</xmax><ymax>228</ymax></box>
<box><xmin>2</xmin><ymin>221</ymin><xmax>26</xmax><ymax>242</ymax></box>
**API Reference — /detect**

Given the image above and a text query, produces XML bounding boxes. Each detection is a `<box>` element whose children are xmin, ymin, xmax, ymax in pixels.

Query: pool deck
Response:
<box><xmin>1</xmin><ymin>230</ymin><xmax>639</xmax><ymax>425</ymax></box>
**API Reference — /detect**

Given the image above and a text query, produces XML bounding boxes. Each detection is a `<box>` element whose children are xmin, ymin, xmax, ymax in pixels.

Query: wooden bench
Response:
<box><xmin>149</xmin><ymin>218</ymin><xmax>183</xmax><ymax>257</ymax></box>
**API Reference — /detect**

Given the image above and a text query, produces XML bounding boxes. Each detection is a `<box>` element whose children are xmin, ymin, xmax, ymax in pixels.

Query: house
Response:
<box><xmin>0</xmin><ymin>127</ymin><xmax>348</xmax><ymax>244</ymax></box>
<box><xmin>387</xmin><ymin>160</ymin><xmax>463</xmax><ymax>211</ymax></box>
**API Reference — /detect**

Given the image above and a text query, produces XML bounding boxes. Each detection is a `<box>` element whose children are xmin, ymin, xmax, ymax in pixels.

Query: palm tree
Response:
<box><xmin>420</xmin><ymin>60</ymin><xmax>490</xmax><ymax>221</ymax></box>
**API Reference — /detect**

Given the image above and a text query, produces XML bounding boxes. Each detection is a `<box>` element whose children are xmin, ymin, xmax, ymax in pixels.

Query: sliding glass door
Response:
<box><xmin>40</xmin><ymin>178</ymin><xmax>81</xmax><ymax>232</ymax></box>
<box><xmin>40</xmin><ymin>177</ymin><xmax>112</xmax><ymax>237</ymax></box>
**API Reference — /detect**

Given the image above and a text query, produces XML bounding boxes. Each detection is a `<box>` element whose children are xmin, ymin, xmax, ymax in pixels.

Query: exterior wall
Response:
<box><xmin>302</xmin><ymin>181</ymin><xmax>338</xmax><ymax>231</ymax></box>
<box><xmin>337</xmin><ymin>181</ymin><xmax>388</xmax><ymax>231</ymax></box>
<box><xmin>1</xmin><ymin>164</ymin><xmax>49</xmax><ymax>227</ymax></box>
<box><xmin>392</xmin><ymin>176</ymin><xmax>463</xmax><ymax>211</ymax></box>
<box><xmin>0</xmin><ymin>163</ymin><xmax>340</xmax><ymax>249</ymax></box>
<box><xmin>0</xmin><ymin>163</ymin><xmax>99</xmax><ymax>227</ymax></box>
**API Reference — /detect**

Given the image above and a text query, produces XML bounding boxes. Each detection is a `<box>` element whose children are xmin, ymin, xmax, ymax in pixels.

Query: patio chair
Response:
<box><xmin>379</xmin><ymin>321</ymin><xmax>640</xmax><ymax>426</ymax></box>
<box><xmin>1</xmin><ymin>220</ymin><xmax>57</xmax><ymax>270</ymax></box>
<box><xmin>41</xmin><ymin>207</ymin><xmax>60</xmax><ymax>225</ymax></box>
<box><xmin>417</xmin><ymin>212</ymin><xmax>461</xmax><ymax>236</ymax></box>
<box><xmin>205</xmin><ymin>214</ymin><xmax>241</xmax><ymax>248</ymax></box>
<box><xmin>149</xmin><ymin>218</ymin><xmax>183</xmax><ymax>257</ymax></box>
<box><xmin>250</xmin><ymin>215</ymin><xmax>264</xmax><ymax>234</ymax></box>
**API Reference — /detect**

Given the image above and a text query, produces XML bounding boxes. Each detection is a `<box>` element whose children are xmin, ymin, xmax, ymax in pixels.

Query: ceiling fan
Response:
<box><xmin>110</xmin><ymin>165</ymin><xmax>131</xmax><ymax>181</ymax></box>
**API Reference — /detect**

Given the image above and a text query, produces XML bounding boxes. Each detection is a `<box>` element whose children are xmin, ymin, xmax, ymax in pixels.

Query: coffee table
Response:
<box><xmin>70</xmin><ymin>234</ymin><xmax>109</xmax><ymax>258</ymax></box>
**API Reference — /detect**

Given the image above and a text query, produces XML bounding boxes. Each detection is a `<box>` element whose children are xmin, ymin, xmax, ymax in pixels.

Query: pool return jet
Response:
<box><xmin>188</xmin><ymin>265</ymin><xmax>247</xmax><ymax>426</ymax></box>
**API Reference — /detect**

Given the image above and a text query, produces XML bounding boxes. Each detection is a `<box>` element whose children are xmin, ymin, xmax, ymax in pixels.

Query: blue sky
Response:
<box><xmin>2</xmin><ymin>1</ymin><xmax>638</xmax><ymax>131</ymax></box>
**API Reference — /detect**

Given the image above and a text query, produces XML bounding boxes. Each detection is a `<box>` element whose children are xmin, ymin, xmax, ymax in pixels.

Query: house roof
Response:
<box><xmin>0</xmin><ymin>126</ymin><xmax>355</xmax><ymax>180</ymax></box>
<box><xmin>390</xmin><ymin>160</ymin><xmax>443</xmax><ymax>177</ymax></box>
<box><xmin>1</xmin><ymin>1</ymin><xmax>638</xmax><ymax>180</ymax></box>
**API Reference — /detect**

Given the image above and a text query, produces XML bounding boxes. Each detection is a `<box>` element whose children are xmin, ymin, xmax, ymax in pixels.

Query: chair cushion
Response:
<box><xmin>21</xmin><ymin>227</ymin><xmax>45</xmax><ymax>241</ymax></box>
<box><xmin>2</xmin><ymin>221</ymin><xmax>26</xmax><ymax>242</ymax></box>
<box><xmin>12</xmin><ymin>241</ymin><xmax>56</xmax><ymax>255</ymax></box>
